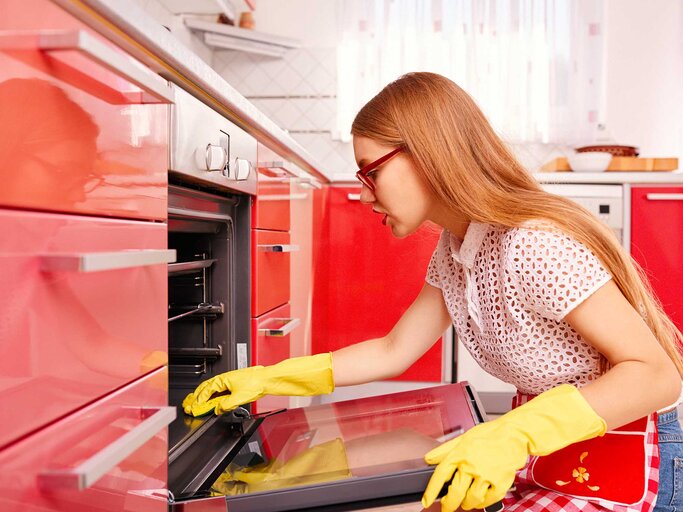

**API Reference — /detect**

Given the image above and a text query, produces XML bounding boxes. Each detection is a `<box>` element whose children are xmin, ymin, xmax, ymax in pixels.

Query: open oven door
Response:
<box><xmin>167</xmin><ymin>382</ymin><xmax>500</xmax><ymax>512</ymax></box>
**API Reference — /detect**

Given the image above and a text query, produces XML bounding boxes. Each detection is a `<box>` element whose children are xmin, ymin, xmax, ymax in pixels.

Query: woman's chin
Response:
<box><xmin>389</xmin><ymin>220</ymin><xmax>416</xmax><ymax>239</ymax></box>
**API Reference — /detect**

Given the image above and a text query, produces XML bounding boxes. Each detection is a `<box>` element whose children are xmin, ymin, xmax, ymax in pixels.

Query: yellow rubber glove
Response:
<box><xmin>211</xmin><ymin>438</ymin><xmax>351</xmax><ymax>496</ymax></box>
<box><xmin>422</xmin><ymin>384</ymin><xmax>607</xmax><ymax>511</ymax></box>
<box><xmin>182</xmin><ymin>353</ymin><xmax>334</xmax><ymax>416</ymax></box>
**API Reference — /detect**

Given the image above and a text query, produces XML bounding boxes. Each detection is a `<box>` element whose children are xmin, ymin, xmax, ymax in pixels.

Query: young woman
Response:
<box><xmin>183</xmin><ymin>72</ymin><xmax>683</xmax><ymax>512</ymax></box>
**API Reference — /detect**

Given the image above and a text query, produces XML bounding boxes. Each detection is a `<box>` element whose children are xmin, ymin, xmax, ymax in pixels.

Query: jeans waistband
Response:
<box><xmin>658</xmin><ymin>408</ymin><xmax>680</xmax><ymax>426</ymax></box>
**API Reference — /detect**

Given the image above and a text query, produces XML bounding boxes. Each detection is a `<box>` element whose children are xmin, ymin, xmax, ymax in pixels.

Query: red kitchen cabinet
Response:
<box><xmin>312</xmin><ymin>185</ymin><xmax>443</xmax><ymax>381</ymax></box>
<box><xmin>0</xmin><ymin>1</ymin><xmax>172</xmax><ymax>510</ymax></box>
<box><xmin>0</xmin><ymin>209</ymin><xmax>170</xmax><ymax>450</ymax></box>
<box><xmin>252</xmin><ymin>304</ymin><xmax>297</xmax><ymax>413</ymax></box>
<box><xmin>0</xmin><ymin>368</ymin><xmax>171</xmax><ymax>512</ymax></box>
<box><xmin>250</xmin><ymin>145</ymin><xmax>304</xmax><ymax>411</ymax></box>
<box><xmin>251</xmin><ymin>229</ymin><xmax>292</xmax><ymax>317</ymax></box>
<box><xmin>631</xmin><ymin>186</ymin><xmax>683</xmax><ymax>333</ymax></box>
<box><xmin>252</xmin><ymin>170</ymin><xmax>292</xmax><ymax>231</ymax></box>
<box><xmin>0</xmin><ymin>0</ymin><xmax>170</xmax><ymax>221</ymax></box>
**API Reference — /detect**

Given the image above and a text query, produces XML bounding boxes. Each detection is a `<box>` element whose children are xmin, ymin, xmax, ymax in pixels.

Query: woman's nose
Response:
<box><xmin>359</xmin><ymin>185</ymin><xmax>376</xmax><ymax>204</ymax></box>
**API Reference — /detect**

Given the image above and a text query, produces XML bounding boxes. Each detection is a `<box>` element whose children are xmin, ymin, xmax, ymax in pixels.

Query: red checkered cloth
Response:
<box><xmin>501</xmin><ymin>392</ymin><xmax>660</xmax><ymax>512</ymax></box>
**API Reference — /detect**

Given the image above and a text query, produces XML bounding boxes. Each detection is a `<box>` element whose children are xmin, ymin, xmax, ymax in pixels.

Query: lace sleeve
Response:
<box><xmin>504</xmin><ymin>227</ymin><xmax>612</xmax><ymax>321</ymax></box>
<box><xmin>425</xmin><ymin>230</ymin><xmax>447</xmax><ymax>289</ymax></box>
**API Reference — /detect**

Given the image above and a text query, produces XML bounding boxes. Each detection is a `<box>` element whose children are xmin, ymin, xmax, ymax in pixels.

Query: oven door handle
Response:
<box><xmin>41</xmin><ymin>249</ymin><xmax>177</xmax><ymax>272</ymax></box>
<box><xmin>259</xmin><ymin>318</ymin><xmax>301</xmax><ymax>337</ymax></box>
<box><xmin>257</xmin><ymin>244</ymin><xmax>300</xmax><ymax>253</ymax></box>
<box><xmin>40</xmin><ymin>30</ymin><xmax>174</xmax><ymax>104</ymax></box>
<box><xmin>38</xmin><ymin>406</ymin><xmax>176</xmax><ymax>491</ymax></box>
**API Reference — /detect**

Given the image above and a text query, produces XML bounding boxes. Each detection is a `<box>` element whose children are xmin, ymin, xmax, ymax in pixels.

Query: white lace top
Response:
<box><xmin>426</xmin><ymin>222</ymin><xmax>612</xmax><ymax>395</ymax></box>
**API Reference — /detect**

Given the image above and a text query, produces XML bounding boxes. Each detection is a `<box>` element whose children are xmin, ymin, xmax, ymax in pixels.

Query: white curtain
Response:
<box><xmin>336</xmin><ymin>0</ymin><xmax>605</xmax><ymax>145</ymax></box>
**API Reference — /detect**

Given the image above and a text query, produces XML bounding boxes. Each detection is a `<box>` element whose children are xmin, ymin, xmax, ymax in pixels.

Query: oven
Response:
<box><xmin>165</xmin><ymin>84</ymin><xmax>256</xmax><ymax>505</ymax></box>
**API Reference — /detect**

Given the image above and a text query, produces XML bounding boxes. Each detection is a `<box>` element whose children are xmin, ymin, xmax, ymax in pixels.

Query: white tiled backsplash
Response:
<box><xmin>212</xmin><ymin>47</ymin><xmax>573</xmax><ymax>176</ymax></box>
<box><xmin>212</xmin><ymin>47</ymin><xmax>357</xmax><ymax>175</ymax></box>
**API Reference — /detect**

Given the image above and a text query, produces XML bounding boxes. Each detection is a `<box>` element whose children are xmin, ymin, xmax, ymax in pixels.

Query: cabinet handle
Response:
<box><xmin>347</xmin><ymin>193</ymin><xmax>361</xmax><ymax>201</ymax></box>
<box><xmin>41</xmin><ymin>249</ymin><xmax>177</xmax><ymax>272</ymax></box>
<box><xmin>259</xmin><ymin>318</ymin><xmax>301</xmax><ymax>337</ymax></box>
<box><xmin>38</xmin><ymin>406</ymin><xmax>176</xmax><ymax>491</ymax></box>
<box><xmin>258</xmin><ymin>193</ymin><xmax>308</xmax><ymax>201</ymax></box>
<box><xmin>41</xmin><ymin>30</ymin><xmax>174</xmax><ymax>104</ymax></box>
<box><xmin>258</xmin><ymin>161</ymin><xmax>300</xmax><ymax>179</ymax></box>
<box><xmin>296</xmin><ymin>176</ymin><xmax>322</xmax><ymax>189</ymax></box>
<box><xmin>645</xmin><ymin>193</ymin><xmax>683</xmax><ymax>201</ymax></box>
<box><xmin>257</xmin><ymin>244</ymin><xmax>300</xmax><ymax>253</ymax></box>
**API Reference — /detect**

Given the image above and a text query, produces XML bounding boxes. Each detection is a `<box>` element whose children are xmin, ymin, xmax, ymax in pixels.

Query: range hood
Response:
<box><xmin>185</xmin><ymin>18</ymin><xmax>300</xmax><ymax>58</ymax></box>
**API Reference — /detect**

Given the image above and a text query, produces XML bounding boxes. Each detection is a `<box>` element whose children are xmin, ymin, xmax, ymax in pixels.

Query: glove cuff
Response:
<box><xmin>262</xmin><ymin>353</ymin><xmax>335</xmax><ymax>397</ymax></box>
<box><xmin>508</xmin><ymin>384</ymin><xmax>607</xmax><ymax>456</ymax></box>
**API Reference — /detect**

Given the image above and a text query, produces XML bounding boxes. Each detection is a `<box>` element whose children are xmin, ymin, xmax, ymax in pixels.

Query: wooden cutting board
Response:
<box><xmin>541</xmin><ymin>157</ymin><xmax>679</xmax><ymax>172</ymax></box>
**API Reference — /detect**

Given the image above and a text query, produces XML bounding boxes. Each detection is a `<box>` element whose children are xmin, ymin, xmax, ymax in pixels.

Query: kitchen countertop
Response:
<box><xmin>332</xmin><ymin>171</ymin><xmax>683</xmax><ymax>184</ymax></box>
<box><xmin>532</xmin><ymin>171</ymin><xmax>683</xmax><ymax>184</ymax></box>
<box><xmin>55</xmin><ymin>0</ymin><xmax>332</xmax><ymax>183</ymax></box>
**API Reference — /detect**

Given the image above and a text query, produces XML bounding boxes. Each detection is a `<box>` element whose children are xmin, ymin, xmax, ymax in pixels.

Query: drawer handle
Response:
<box><xmin>296</xmin><ymin>176</ymin><xmax>322</xmax><ymax>189</ymax></box>
<box><xmin>257</xmin><ymin>244</ymin><xmax>300</xmax><ymax>253</ymax></box>
<box><xmin>347</xmin><ymin>193</ymin><xmax>361</xmax><ymax>201</ymax></box>
<box><xmin>39</xmin><ymin>406</ymin><xmax>176</xmax><ymax>491</ymax></box>
<box><xmin>645</xmin><ymin>193</ymin><xmax>683</xmax><ymax>201</ymax></box>
<box><xmin>40</xmin><ymin>30</ymin><xmax>174</xmax><ymax>104</ymax></box>
<box><xmin>41</xmin><ymin>249</ymin><xmax>177</xmax><ymax>272</ymax></box>
<box><xmin>259</xmin><ymin>318</ymin><xmax>301</xmax><ymax>337</ymax></box>
<box><xmin>258</xmin><ymin>161</ymin><xmax>300</xmax><ymax>179</ymax></box>
<box><xmin>258</xmin><ymin>193</ymin><xmax>308</xmax><ymax>201</ymax></box>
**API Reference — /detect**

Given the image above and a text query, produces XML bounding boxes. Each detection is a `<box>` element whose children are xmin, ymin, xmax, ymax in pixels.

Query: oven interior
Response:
<box><xmin>166</xmin><ymin>183</ymin><xmax>252</xmax><ymax>497</ymax></box>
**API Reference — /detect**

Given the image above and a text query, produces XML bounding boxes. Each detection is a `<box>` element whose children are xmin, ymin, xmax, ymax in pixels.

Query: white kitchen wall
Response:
<box><xmin>604</xmin><ymin>0</ymin><xmax>683</xmax><ymax>159</ymax></box>
<box><xmin>139</xmin><ymin>0</ymin><xmax>683</xmax><ymax>174</ymax></box>
<box><xmin>136</xmin><ymin>0</ymin><xmax>220</xmax><ymax>74</ymax></box>
<box><xmin>211</xmin><ymin>0</ymin><xmax>355</xmax><ymax>174</ymax></box>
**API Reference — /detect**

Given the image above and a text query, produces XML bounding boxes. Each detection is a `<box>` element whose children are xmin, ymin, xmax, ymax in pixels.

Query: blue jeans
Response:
<box><xmin>655</xmin><ymin>408</ymin><xmax>683</xmax><ymax>511</ymax></box>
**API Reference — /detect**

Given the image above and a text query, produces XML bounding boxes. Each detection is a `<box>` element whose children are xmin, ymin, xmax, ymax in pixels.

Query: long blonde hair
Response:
<box><xmin>352</xmin><ymin>72</ymin><xmax>683</xmax><ymax>376</ymax></box>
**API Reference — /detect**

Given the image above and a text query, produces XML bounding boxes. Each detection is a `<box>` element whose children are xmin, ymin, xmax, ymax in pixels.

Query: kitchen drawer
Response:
<box><xmin>0</xmin><ymin>209</ymin><xmax>172</xmax><ymax>449</ymax></box>
<box><xmin>0</xmin><ymin>367</ymin><xmax>172</xmax><ymax>512</ymax></box>
<box><xmin>251</xmin><ymin>304</ymin><xmax>296</xmax><ymax>413</ymax></box>
<box><xmin>0</xmin><ymin>0</ymin><xmax>170</xmax><ymax>221</ymax></box>
<box><xmin>251</xmin><ymin>230</ymin><xmax>293</xmax><ymax>317</ymax></box>
<box><xmin>252</xmin><ymin>174</ymin><xmax>291</xmax><ymax>231</ymax></box>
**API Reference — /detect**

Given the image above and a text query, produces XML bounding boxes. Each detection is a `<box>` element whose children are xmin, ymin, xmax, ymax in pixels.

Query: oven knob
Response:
<box><xmin>203</xmin><ymin>143</ymin><xmax>228</xmax><ymax>172</ymax></box>
<box><xmin>233</xmin><ymin>158</ymin><xmax>252</xmax><ymax>181</ymax></box>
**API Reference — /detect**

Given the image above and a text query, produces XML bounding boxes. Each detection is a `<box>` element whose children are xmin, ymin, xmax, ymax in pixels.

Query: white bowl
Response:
<box><xmin>567</xmin><ymin>152</ymin><xmax>612</xmax><ymax>172</ymax></box>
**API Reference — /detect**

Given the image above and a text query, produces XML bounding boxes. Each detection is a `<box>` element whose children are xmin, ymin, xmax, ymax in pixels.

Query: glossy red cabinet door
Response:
<box><xmin>251</xmin><ymin>230</ymin><xmax>292</xmax><ymax>317</ymax></box>
<box><xmin>0</xmin><ymin>209</ymin><xmax>169</xmax><ymax>449</ymax></box>
<box><xmin>312</xmin><ymin>186</ymin><xmax>443</xmax><ymax>381</ymax></box>
<box><xmin>252</xmin><ymin>173</ymin><xmax>292</xmax><ymax>231</ymax></box>
<box><xmin>0</xmin><ymin>0</ymin><xmax>169</xmax><ymax>221</ymax></box>
<box><xmin>0</xmin><ymin>368</ymin><xmax>170</xmax><ymax>512</ymax></box>
<box><xmin>631</xmin><ymin>186</ymin><xmax>683</xmax><ymax>332</ymax></box>
<box><xmin>252</xmin><ymin>304</ymin><xmax>295</xmax><ymax>413</ymax></box>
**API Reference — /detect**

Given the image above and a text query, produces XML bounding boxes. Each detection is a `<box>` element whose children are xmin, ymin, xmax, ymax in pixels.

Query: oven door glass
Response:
<box><xmin>173</xmin><ymin>382</ymin><xmax>485</xmax><ymax>512</ymax></box>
